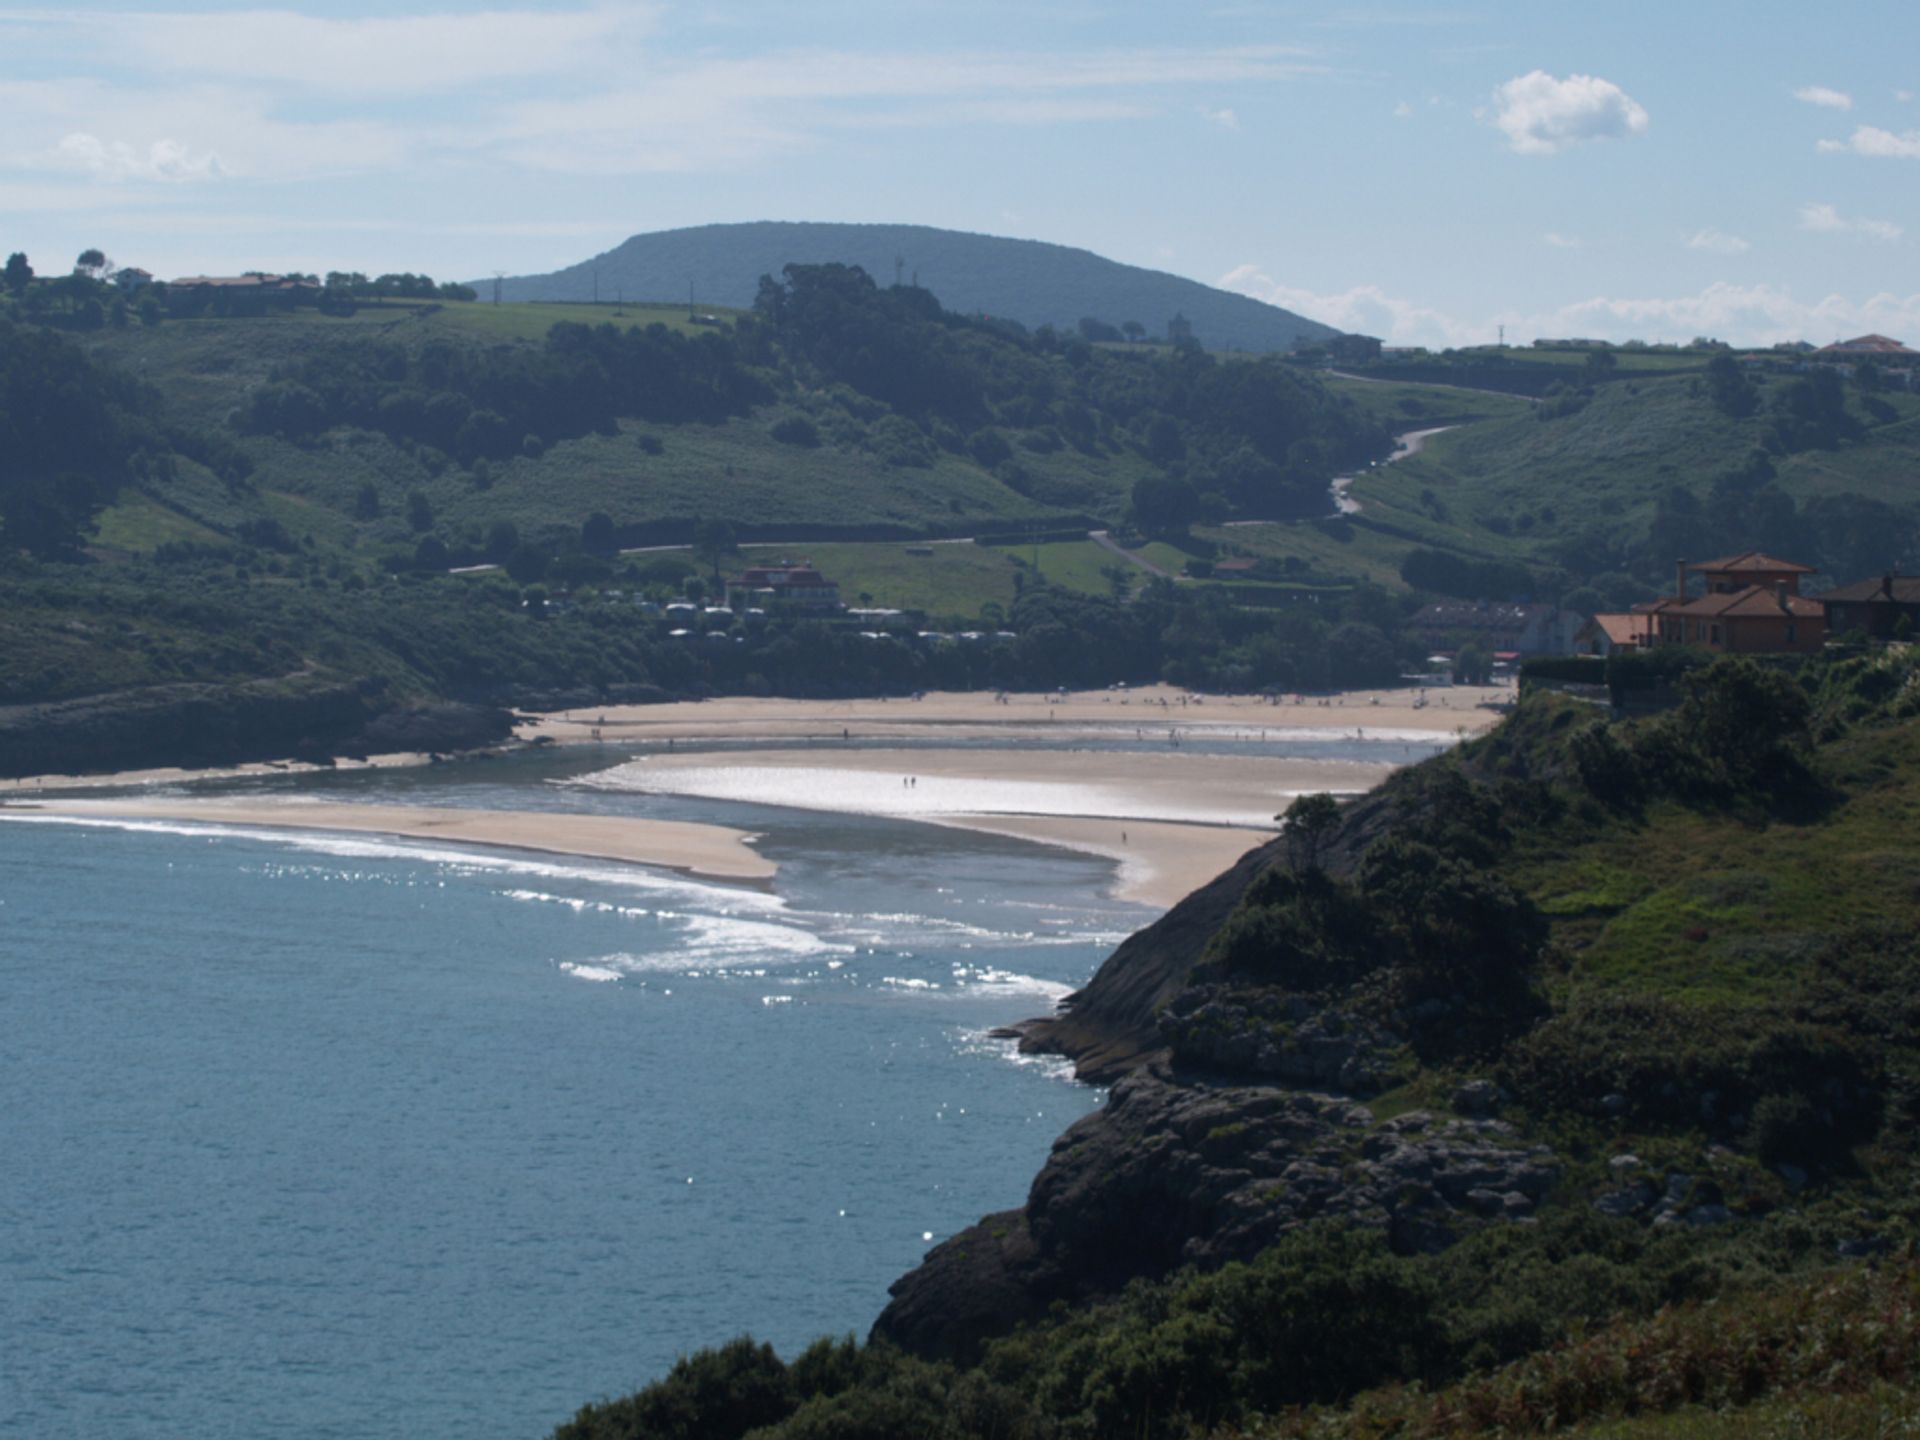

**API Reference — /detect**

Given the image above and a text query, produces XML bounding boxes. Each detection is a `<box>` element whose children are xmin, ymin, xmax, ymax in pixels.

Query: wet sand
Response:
<box><xmin>2</xmin><ymin>685</ymin><xmax>1504</xmax><ymax>909</ymax></box>
<box><xmin>0</xmin><ymin>799</ymin><xmax>775</xmax><ymax>886</ymax></box>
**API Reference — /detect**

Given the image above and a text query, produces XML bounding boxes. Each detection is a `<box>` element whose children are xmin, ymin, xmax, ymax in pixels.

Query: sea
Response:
<box><xmin>0</xmin><ymin>732</ymin><xmax>1450</xmax><ymax>1439</ymax></box>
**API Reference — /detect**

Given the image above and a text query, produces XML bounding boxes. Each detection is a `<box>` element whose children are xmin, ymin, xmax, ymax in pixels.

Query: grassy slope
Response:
<box><xmin>548</xmin><ymin>659</ymin><xmax>1920</xmax><ymax>1440</ymax></box>
<box><xmin>77</xmin><ymin>302</ymin><xmax>1153</xmax><ymax>558</ymax></box>
<box><xmin>1356</xmin><ymin>374</ymin><xmax>1920</xmax><ymax>568</ymax></box>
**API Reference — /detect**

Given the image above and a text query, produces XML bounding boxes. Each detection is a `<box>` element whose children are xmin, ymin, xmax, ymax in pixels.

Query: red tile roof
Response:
<box><xmin>1664</xmin><ymin>585</ymin><xmax>1823</xmax><ymax>619</ymax></box>
<box><xmin>1584</xmin><ymin>613</ymin><xmax>1649</xmax><ymax>645</ymax></box>
<box><xmin>1688</xmin><ymin>551</ymin><xmax>1814</xmax><ymax>575</ymax></box>
<box><xmin>1817</xmin><ymin>334</ymin><xmax>1915</xmax><ymax>356</ymax></box>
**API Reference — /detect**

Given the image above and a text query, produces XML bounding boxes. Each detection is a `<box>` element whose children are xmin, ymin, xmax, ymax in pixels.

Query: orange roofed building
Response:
<box><xmin>725</xmin><ymin>560</ymin><xmax>841</xmax><ymax>610</ymax></box>
<box><xmin>1630</xmin><ymin>551</ymin><xmax>1826</xmax><ymax>655</ymax></box>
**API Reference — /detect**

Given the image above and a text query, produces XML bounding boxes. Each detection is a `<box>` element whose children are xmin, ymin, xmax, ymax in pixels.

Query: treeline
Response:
<box><xmin>1</xmin><ymin>547</ymin><xmax>1422</xmax><ymax>716</ymax></box>
<box><xmin>237</xmin><ymin>322</ymin><xmax>770</xmax><ymax>462</ymax></box>
<box><xmin>754</xmin><ymin>263</ymin><xmax>1392</xmax><ymax>519</ymax></box>
<box><xmin>0</xmin><ymin>316</ymin><xmax>178</xmax><ymax>558</ymax></box>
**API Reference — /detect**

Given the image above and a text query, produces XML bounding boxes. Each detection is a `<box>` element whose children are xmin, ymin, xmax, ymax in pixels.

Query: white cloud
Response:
<box><xmin>1489</xmin><ymin>70</ymin><xmax>1648</xmax><ymax>155</ymax></box>
<box><xmin>1201</xmin><ymin>106</ymin><xmax>1240</xmax><ymax>129</ymax></box>
<box><xmin>1899</xmin><ymin>90</ymin><xmax>1915</xmax><ymax>103</ymax></box>
<box><xmin>1392</xmin><ymin>99</ymin><xmax>1413</xmax><ymax>118</ymax></box>
<box><xmin>56</xmin><ymin>132</ymin><xmax>220</xmax><ymax>182</ymax></box>
<box><xmin>1818</xmin><ymin>124</ymin><xmax>1920</xmax><ymax>157</ymax></box>
<box><xmin>492</xmin><ymin>44</ymin><xmax>1321</xmax><ymax>174</ymax></box>
<box><xmin>1542</xmin><ymin>231</ymin><xmax>1581</xmax><ymax>249</ymax></box>
<box><xmin>1792</xmin><ymin>85</ymin><xmax>1852</xmax><ymax>110</ymax></box>
<box><xmin>1</xmin><ymin>78</ymin><xmax>417</xmax><ymax>181</ymax></box>
<box><xmin>1799</xmin><ymin>201</ymin><xmax>1902</xmax><ymax>240</ymax></box>
<box><xmin>1686</xmin><ymin>228</ymin><xmax>1749</xmax><ymax>254</ymax></box>
<box><xmin>1218</xmin><ymin>265</ymin><xmax>1485</xmax><ymax>347</ymax></box>
<box><xmin>1218</xmin><ymin>266</ymin><xmax>1920</xmax><ymax>351</ymax></box>
<box><xmin>39</xmin><ymin>4</ymin><xmax>662</xmax><ymax>97</ymax></box>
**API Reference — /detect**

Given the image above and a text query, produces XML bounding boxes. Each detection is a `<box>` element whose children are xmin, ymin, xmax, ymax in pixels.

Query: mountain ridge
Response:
<box><xmin>486</xmin><ymin>221</ymin><xmax>1341</xmax><ymax>353</ymax></box>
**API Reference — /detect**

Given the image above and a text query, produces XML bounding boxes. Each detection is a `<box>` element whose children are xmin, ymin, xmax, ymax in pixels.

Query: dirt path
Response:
<box><xmin>1089</xmin><ymin>529</ymin><xmax>1177</xmax><ymax>579</ymax></box>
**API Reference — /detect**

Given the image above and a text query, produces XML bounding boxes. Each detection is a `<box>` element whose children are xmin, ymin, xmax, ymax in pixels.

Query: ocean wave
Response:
<box><xmin>1</xmin><ymin>812</ymin><xmax>786</xmax><ymax>913</ymax></box>
<box><xmin>949</xmin><ymin>964</ymin><xmax>1074</xmax><ymax>1003</ymax></box>
<box><xmin>952</xmin><ymin>1028</ymin><xmax>1091</xmax><ymax>1084</ymax></box>
<box><xmin>556</xmin><ymin>961</ymin><xmax>624</xmax><ymax>983</ymax></box>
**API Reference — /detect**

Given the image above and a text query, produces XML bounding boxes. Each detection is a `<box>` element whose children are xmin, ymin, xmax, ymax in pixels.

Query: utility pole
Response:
<box><xmin>492</xmin><ymin>271</ymin><xmax>504</xmax><ymax>306</ymax></box>
<box><xmin>688</xmin><ymin>276</ymin><xmax>695</xmax><ymax>320</ymax></box>
<box><xmin>1498</xmin><ymin>323</ymin><xmax>1505</xmax><ymax>352</ymax></box>
<box><xmin>592</xmin><ymin>266</ymin><xmax>599</xmax><ymax>304</ymax></box>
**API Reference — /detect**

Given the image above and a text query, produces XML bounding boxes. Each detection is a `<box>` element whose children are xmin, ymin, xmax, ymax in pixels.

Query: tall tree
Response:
<box><xmin>3</xmin><ymin>252</ymin><xmax>31</xmax><ymax>294</ymax></box>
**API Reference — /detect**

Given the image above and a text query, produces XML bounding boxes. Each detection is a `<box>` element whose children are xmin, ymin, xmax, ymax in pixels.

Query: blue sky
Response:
<box><xmin>4</xmin><ymin>1</ymin><xmax>1917</xmax><ymax>346</ymax></box>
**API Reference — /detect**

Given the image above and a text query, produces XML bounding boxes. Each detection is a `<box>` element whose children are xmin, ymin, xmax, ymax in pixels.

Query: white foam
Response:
<box><xmin>952</xmin><ymin>1028</ymin><xmax>1089</xmax><ymax>1083</ymax></box>
<box><xmin>949</xmin><ymin>965</ymin><xmax>1075</xmax><ymax>1003</ymax></box>
<box><xmin>558</xmin><ymin>962</ymin><xmax>623</xmax><ymax>983</ymax></box>
<box><xmin>0</xmin><ymin>812</ymin><xmax>785</xmax><ymax>913</ymax></box>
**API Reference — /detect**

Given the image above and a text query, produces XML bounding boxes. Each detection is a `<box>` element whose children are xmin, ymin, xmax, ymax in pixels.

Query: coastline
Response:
<box><xmin>0</xmin><ymin>685</ymin><xmax>1505</xmax><ymax>908</ymax></box>
<box><xmin>0</xmin><ymin>799</ymin><xmax>776</xmax><ymax>887</ymax></box>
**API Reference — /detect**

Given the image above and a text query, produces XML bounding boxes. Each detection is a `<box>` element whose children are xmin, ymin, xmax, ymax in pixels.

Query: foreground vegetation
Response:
<box><xmin>552</xmin><ymin>648</ymin><xmax>1920</xmax><ymax>1438</ymax></box>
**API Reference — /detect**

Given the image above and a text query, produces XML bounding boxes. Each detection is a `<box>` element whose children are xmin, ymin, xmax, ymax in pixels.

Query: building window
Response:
<box><xmin>1710</xmin><ymin>624</ymin><xmax>1721</xmax><ymax>645</ymax></box>
<box><xmin>1786</xmin><ymin>623</ymin><xmax>1797</xmax><ymax>643</ymax></box>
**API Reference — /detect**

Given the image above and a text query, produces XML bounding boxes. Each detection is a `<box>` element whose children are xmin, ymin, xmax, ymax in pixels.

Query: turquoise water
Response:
<box><xmin>1</xmin><ymin>755</ymin><xmax>1153</xmax><ymax>1439</ymax></box>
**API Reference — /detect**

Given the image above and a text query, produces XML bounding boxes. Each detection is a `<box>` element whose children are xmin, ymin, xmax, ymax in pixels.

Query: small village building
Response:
<box><xmin>725</xmin><ymin>560</ymin><xmax>841</xmax><ymax>611</ymax></box>
<box><xmin>1326</xmin><ymin>333</ymin><xmax>1383</xmax><ymax>364</ymax></box>
<box><xmin>1631</xmin><ymin>551</ymin><xmax>1826</xmax><ymax>654</ymax></box>
<box><xmin>1166</xmin><ymin>313</ymin><xmax>1194</xmax><ymax>344</ymax></box>
<box><xmin>1574</xmin><ymin>613</ymin><xmax>1652</xmax><ymax>656</ymax></box>
<box><xmin>111</xmin><ymin>267</ymin><xmax>154</xmax><ymax>291</ymax></box>
<box><xmin>1410</xmin><ymin>600</ymin><xmax>1582</xmax><ymax>657</ymax></box>
<box><xmin>1814</xmin><ymin>334</ymin><xmax>1917</xmax><ymax>361</ymax></box>
<box><xmin>166</xmin><ymin>274</ymin><xmax>322</xmax><ymax>314</ymax></box>
<box><xmin>1820</xmin><ymin>574</ymin><xmax>1920</xmax><ymax>638</ymax></box>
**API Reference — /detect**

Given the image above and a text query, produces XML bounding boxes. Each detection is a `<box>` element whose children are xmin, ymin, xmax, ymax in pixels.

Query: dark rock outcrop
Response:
<box><xmin>873</xmin><ymin>1068</ymin><xmax>1559</xmax><ymax>1360</ymax></box>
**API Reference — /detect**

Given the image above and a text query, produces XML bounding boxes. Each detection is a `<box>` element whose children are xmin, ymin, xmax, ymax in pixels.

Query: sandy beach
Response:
<box><xmin>522</xmin><ymin>682</ymin><xmax>1506</xmax><ymax>748</ymax></box>
<box><xmin>0</xmin><ymin>798</ymin><xmax>776</xmax><ymax>885</ymax></box>
<box><xmin>2</xmin><ymin>684</ymin><xmax>1506</xmax><ymax>908</ymax></box>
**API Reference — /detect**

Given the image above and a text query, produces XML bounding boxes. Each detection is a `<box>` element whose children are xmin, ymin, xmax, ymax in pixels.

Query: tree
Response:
<box><xmin>1130</xmin><ymin>474</ymin><xmax>1198</xmax><ymax>534</ymax></box>
<box><xmin>1583</xmin><ymin>348</ymin><xmax>1617</xmax><ymax>382</ymax></box>
<box><xmin>74</xmin><ymin>248</ymin><xmax>108</xmax><ymax>278</ymax></box>
<box><xmin>1452</xmin><ymin>643</ymin><xmax>1492</xmax><ymax>685</ymax></box>
<box><xmin>581</xmin><ymin>511</ymin><xmax>616</xmax><ymax>555</ymax></box>
<box><xmin>486</xmin><ymin>520</ymin><xmax>520</xmax><ymax>562</ymax></box>
<box><xmin>406</xmin><ymin>490</ymin><xmax>433</xmax><ymax>532</ymax></box>
<box><xmin>1280</xmin><ymin>792</ymin><xmax>1340</xmax><ymax>872</ymax></box>
<box><xmin>1121</xmin><ymin>320</ymin><xmax>1146</xmax><ymax>342</ymax></box>
<box><xmin>1705</xmin><ymin>353</ymin><xmax>1758</xmax><ymax>418</ymax></box>
<box><xmin>692</xmin><ymin>517</ymin><xmax>738</xmax><ymax>588</ymax></box>
<box><xmin>3</xmin><ymin>252</ymin><xmax>31</xmax><ymax>294</ymax></box>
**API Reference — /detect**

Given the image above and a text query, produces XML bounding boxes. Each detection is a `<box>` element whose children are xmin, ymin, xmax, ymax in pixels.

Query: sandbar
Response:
<box><xmin>933</xmin><ymin>816</ymin><xmax>1273</xmax><ymax>910</ymax></box>
<box><xmin>0</xmin><ymin>798</ymin><xmax>775</xmax><ymax>886</ymax></box>
<box><xmin>523</xmin><ymin>682</ymin><xmax>1507</xmax><ymax>748</ymax></box>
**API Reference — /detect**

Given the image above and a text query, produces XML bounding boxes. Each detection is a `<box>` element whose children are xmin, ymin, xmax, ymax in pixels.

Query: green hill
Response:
<box><xmin>489</xmin><ymin>221</ymin><xmax>1340</xmax><ymax>353</ymax></box>
<box><xmin>1203</xmin><ymin>366</ymin><xmax>1920</xmax><ymax>608</ymax></box>
<box><xmin>552</xmin><ymin>650</ymin><xmax>1920</xmax><ymax>1439</ymax></box>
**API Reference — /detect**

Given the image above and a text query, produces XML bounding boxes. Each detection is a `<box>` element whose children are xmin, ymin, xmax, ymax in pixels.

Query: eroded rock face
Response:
<box><xmin>873</xmin><ymin>1069</ymin><xmax>1560</xmax><ymax>1360</ymax></box>
<box><xmin>1158</xmin><ymin>985</ymin><xmax>1406</xmax><ymax>1094</ymax></box>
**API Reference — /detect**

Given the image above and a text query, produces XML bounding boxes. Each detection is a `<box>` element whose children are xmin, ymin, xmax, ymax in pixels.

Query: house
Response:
<box><xmin>111</xmin><ymin>267</ymin><xmax>153</xmax><ymax>291</ymax></box>
<box><xmin>166</xmin><ymin>273</ymin><xmax>323</xmax><ymax>314</ymax></box>
<box><xmin>1410</xmin><ymin>600</ymin><xmax>1583</xmax><ymax>656</ymax></box>
<box><xmin>725</xmin><ymin>560</ymin><xmax>841</xmax><ymax>611</ymax></box>
<box><xmin>1820</xmin><ymin>574</ymin><xmax>1920</xmax><ymax>639</ymax></box>
<box><xmin>1326</xmin><ymin>333</ymin><xmax>1383</xmax><ymax>364</ymax></box>
<box><xmin>1815</xmin><ymin>334</ymin><xmax>1917</xmax><ymax>360</ymax></box>
<box><xmin>1574</xmin><ymin>613</ymin><xmax>1653</xmax><ymax>656</ymax></box>
<box><xmin>1631</xmin><ymin>552</ymin><xmax>1826</xmax><ymax>654</ymax></box>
